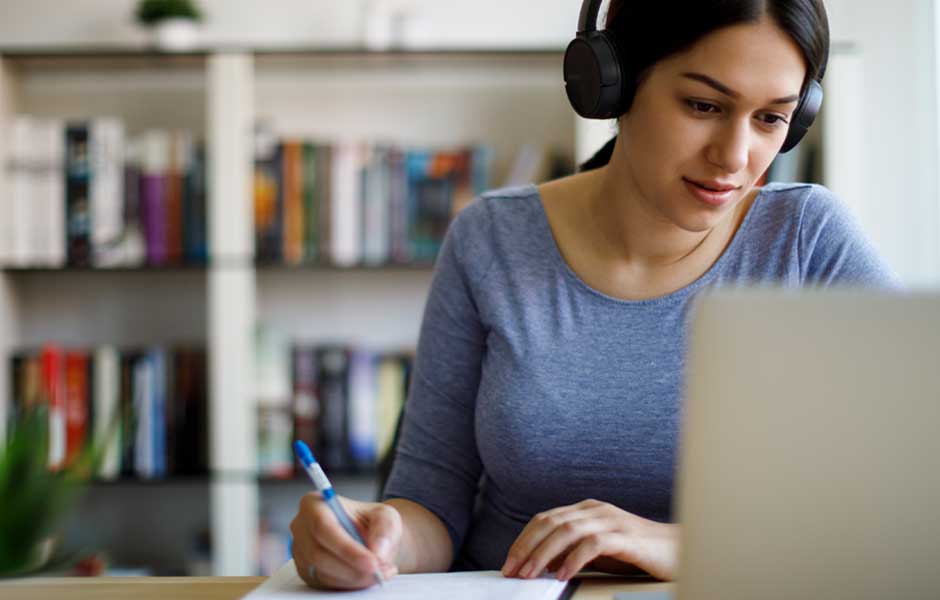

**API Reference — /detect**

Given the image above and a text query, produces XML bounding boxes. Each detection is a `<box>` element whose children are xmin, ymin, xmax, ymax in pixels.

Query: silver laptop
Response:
<box><xmin>675</xmin><ymin>289</ymin><xmax>940</xmax><ymax>600</ymax></box>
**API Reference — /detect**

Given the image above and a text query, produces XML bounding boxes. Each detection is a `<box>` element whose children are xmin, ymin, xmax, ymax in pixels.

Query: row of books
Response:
<box><xmin>8</xmin><ymin>345</ymin><xmax>208</xmax><ymax>479</ymax></box>
<box><xmin>253</xmin><ymin>127</ymin><xmax>493</xmax><ymax>267</ymax></box>
<box><xmin>255</xmin><ymin>329</ymin><xmax>412</xmax><ymax>477</ymax></box>
<box><xmin>1</xmin><ymin>115</ymin><xmax>207</xmax><ymax>269</ymax></box>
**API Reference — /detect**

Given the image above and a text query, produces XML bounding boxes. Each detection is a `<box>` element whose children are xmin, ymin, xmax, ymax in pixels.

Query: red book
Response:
<box><xmin>64</xmin><ymin>351</ymin><xmax>90</xmax><ymax>467</ymax></box>
<box><xmin>166</xmin><ymin>131</ymin><xmax>188</xmax><ymax>265</ymax></box>
<box><xmin>41</xmin><ymin>345</ymin><xmax>67</xmax><ymax>471</ymax></box>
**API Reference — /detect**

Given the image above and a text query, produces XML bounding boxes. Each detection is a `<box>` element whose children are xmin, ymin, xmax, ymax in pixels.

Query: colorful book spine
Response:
<box><xmin>316</xmin><ymin>346</ymin><xmax>350</xmax><ymax>471</ymax></box>
<box><xmin>291</xmin><ymin>346</ymin><xmax>319</xmax><ymax>471</ymax></box>
<box><xmin>134</xmin><ymin>355</ymin><xmax>153</xmax><ymax>478</ymax></box>
<box><xmin>64</xmin><ymin>351</ymin><xmax>90</xmax><ymax>468</ymax></box>
<box><xmin>302</xmin><ymin>143</ymin><xmax>319</xmax><ymax>263</ymax></box>
<box><xmin>94</xmin><ymin>346</ymin><xmax>121</xmax><ymax>480</ymax></box>
<box><xmin>65</xmin><ymin>123</ymin><xmax>92</xmax><ymax>266</ymax></box>
<box><xmin>140</xmin><ymin>130</ymin><xmax>170</xmax><ymax>266</ymax></box>
<box><xmin>150</xmin><ymin>349</ymin><xmax>167</xmax><ymax>478</ymax></box>
<box><xmin>165</xmin><ymin>131</ymin><xmax>188</xmax><ymax>265</ymax></box>
<box><xmin>316</xmin><ymin>145</ymin><xmax>333</xmax><ymax>263</ymax></box>
<box><xmin>282</xmin><ymin>141</ymin><xmax>304</xmax><ymax>265</ymax></box>
<box><xmin>41</xmin><ymin>345</ymin><xmax>67</xmax><ymax>471</ymax></box>
<box><xmin>184</xmin><ymin>144</ymin><xmax>208</xmax><ymax>264</ymax></box>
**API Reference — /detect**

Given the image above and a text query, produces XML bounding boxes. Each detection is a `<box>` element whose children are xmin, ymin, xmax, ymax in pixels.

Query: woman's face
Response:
<box><xmin>618</xmin><ymin>16</ymin><xmax>807</xmax><ymax>233</ymax></box>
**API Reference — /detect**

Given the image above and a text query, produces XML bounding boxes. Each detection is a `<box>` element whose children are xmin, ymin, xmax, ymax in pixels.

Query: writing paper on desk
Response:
<box><xmin>245</xmin><ymin>559</ymin><xmax>573</xmax><ymax>600</ymax></box>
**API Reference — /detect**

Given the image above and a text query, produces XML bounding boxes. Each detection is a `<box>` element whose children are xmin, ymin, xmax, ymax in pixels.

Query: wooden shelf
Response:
<box><xmin>0</xmin><ymin>46</ymin><xmax>563</xmax><ymax>72</ymax></box>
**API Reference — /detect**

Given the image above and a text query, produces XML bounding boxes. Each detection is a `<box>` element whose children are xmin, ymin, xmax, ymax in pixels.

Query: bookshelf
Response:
<box><xmin>0</xmin><ymin>46</ymin><xmax>577</xmax><ymax>577</ymax></box>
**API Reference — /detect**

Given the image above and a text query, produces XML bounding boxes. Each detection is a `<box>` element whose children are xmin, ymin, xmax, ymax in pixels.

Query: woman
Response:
<box><xmin>290</xmin><ymin>0</ymin><xmax>900</xmax><ymax>589</ymax></box>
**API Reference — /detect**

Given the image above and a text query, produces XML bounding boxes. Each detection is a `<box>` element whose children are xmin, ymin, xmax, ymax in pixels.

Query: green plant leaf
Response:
<box><xmin>136</xmin><ymin>0</ymin><xmax>203</xmax><ymax>26</ymax></box>
<box><xmin>0</xmin><ymin>406</ymin><xmax>123</xmax><ymax>576</ymax></box>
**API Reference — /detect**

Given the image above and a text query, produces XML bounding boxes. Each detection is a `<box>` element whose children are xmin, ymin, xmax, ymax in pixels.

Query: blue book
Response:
<box><xmin>150</xmin><ymin>349</ymin><xmax>167</xmax><ymax>478</ymax></box>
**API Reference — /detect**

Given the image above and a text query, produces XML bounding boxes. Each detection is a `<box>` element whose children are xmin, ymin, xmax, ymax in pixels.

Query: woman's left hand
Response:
<box><xmin>500</xmin><ymin>499</ymin><xmax>678</xmax><ymax>582</ymax></box>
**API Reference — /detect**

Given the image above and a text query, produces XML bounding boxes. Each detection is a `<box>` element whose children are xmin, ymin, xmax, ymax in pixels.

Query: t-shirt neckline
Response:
<box><xmin>529</xmin><ymin>182</ymin><xmax>766</xmax><ymax>306</ymax></box>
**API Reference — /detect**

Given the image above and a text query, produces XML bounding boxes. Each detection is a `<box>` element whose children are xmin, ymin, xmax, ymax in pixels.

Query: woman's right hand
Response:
<box><xmin>290</xmin><ymin>493</ymin><xmax>402</xmax><ymax>590</ymax></box>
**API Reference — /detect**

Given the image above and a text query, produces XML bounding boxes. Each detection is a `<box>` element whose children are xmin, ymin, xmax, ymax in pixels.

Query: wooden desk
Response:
<box><xmin>0</xmin><ymin>574</ymin><xmax>675</xmax><ymax>599</ymax></box>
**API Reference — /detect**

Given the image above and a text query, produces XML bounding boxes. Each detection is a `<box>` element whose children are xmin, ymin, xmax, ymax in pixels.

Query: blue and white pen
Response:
<box><xmin>293</xmin><ymin>440</ymin><xmax>386</xmax><ymax>588</ymax></box>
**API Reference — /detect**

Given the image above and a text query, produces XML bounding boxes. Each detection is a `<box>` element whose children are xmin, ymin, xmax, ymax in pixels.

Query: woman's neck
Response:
<box><xmin>590</xmin><ymin>159</ymin><xmax>739</xmax><ymax>273</ymax></box>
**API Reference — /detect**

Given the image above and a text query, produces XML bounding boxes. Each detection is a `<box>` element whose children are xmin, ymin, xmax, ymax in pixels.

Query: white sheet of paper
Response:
<box><xmin>245</xmin><ymin>559</ymin><xmax>571</xmax><ymax>600</ymax></box>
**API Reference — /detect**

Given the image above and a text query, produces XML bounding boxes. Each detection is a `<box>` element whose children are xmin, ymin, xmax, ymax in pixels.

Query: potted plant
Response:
<box><xmin>136</xmin><ymin>0</ymin><xmax>205</xmax><ymax>52</ymax></box>
<box><xmin>0</xmin><ymin>407</ymin><xmax>115</xmax><ymax>577</ymax></box>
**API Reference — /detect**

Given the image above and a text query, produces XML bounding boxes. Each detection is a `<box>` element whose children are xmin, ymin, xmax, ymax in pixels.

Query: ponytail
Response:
<box><xmin>578</xmin><ymin>136</ymin><xmax>617</xmax><ymax>172</ymax></box>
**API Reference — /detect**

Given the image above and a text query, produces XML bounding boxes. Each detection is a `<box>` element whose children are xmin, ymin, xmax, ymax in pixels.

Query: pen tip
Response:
<box><xmin>293</xmin><ymin>440</ymin><xmax>314</xmax><ymax>466</ymax></box>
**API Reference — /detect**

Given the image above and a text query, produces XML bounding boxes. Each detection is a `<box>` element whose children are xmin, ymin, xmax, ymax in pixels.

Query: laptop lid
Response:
<box><xmin>676</xmin><ymin>289</ymin><xmax>940</xmax><ymax>599</ymax></box>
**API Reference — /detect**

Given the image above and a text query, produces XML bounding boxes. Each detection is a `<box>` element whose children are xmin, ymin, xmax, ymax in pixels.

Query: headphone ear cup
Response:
<box><xmin>564</xmin><ymin>30</ymin><xmax>629</xmax><ymax>119</ymax></box>
<box><xmin>780</xmin><ymin>79</ymin><xmax>824</xmax><ymax>153</ymax></box>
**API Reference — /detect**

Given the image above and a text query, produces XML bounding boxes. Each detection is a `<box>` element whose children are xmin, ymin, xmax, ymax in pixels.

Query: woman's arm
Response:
<box><xmin>384</xmin><ymin>498</ymin><xmax>454</xmax><ymax>573</ymax></box>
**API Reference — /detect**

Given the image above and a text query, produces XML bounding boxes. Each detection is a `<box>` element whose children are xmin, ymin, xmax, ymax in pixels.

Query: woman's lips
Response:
<box><xmin>683</xmin><ymin>178</ymin><xmax>737</xmax><ymax>206</ymax></box>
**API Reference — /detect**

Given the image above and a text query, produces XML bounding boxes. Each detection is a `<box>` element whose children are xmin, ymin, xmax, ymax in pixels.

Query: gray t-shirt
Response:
<box><xmin>381</xmin><ymin>182</ymin><xmax>901</xmax><ymax>570</ymax></box>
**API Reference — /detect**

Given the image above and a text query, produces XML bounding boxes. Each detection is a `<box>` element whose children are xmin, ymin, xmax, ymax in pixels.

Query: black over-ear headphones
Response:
<box><xmin>563</xmin><ymin>0</ymin><xmax>824</xmax><ymax>153</ymax></box>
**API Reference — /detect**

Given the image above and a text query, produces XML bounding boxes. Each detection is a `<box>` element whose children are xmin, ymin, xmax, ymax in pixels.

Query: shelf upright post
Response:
<box><xmin>207</xmin><ymin>51</ymin><xmax>258</xmax><ymax>576</ymax></box>
<box><xmin>0</xmin><ymin>55</ymin><xmax>21</xmax><ymax>443</ymax></box>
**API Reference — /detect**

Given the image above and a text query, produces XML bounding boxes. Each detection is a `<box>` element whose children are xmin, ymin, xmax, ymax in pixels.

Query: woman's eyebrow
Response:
<box><xmin>680</xmin><ymin>72</ymin><xmax>800</xmax><ymax>105</ymax></box>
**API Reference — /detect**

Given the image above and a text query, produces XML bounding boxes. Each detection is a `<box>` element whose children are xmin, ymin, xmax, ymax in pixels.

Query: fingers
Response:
<box><xmin>295</xmin><ymin>533</ymin><xmax>397</xmax><ymax>590</ymax></box>
<box><xmin>502</xmin><ymin>499</ymin><xmax>608</xmax><ymax>577</ymax></box>
<box><xmin>291</xmin><ymin>493</ymin><xmax>397</xmax><ymax>590</ymax></box>
<box><xmin>362</xmin><ymin>504</ymin><xmax>403</xmax><ymax>565</ymax></box>
<box><xmin>558</xmin><ymin>533</ymin><xmax>629</xmax><ymax>581</ymax></box>
<box><xmin>297</xmin><ymin>493</ymin><xmax>381</xmax><ymax>574</ymax></box>
<box><xmin>515</xmin><ymin>514</ymin><xmax>615</xmax><ymax>579</ymax></box>
<box><xmin>290</xmin><ymin>531</ymin><xmax>319</xmax><ymax>588</ymax></box>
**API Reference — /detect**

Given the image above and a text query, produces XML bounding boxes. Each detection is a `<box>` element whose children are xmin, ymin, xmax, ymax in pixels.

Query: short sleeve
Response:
<box><xmin>380</xmin><ymin>205</ymin><xmax>488</xmax><ymax>562</ymax></box>
<box><xmin>798</xmin><ymin>185</ymin><xmax>904</xmax><ymax>288</ymax></box>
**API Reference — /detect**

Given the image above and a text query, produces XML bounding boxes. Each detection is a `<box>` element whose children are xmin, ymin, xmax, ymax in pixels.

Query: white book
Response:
<box><xmin>10</xmin><ymin>115</ymin><xmax>36</xmax><ymax>266</ymax></box>
<box><xmin>39</xmin><ymin>119</ymin><xmax>66</xmax><ymax>267</ymax></box>
<box><xmin>254</xmin><ymin>323</ymin><xmax>291</xmax><ymax>408</ymax></box>
<box><xmin>94</xmin><ymin>346</ymin><xmax>121</xmax><ymax>480</ymax></box>
<box><xmin>331</xmin><ymin>141</ymin><xmax>363</xmax><ymax>267</ymax></box>
<box><xmin>91</xmin><ymin>117</ymin><xmax>126</xmax><ymax>266</ymax></box>
<box><xmin>348</xmin><ymin>349</ymin><xmax>377</xmax><ymax>466</ymax></box>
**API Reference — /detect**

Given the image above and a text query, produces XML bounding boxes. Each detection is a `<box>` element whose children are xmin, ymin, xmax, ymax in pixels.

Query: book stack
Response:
<box><xmin>253</xmin><ymin>132</ymin><xmax>493</xmax><ymax>267</ymax></box>
<box><xmin>1</xmin><ymin>115</ymin><xmax>207</xmax><ymax>269</ymax></box>
<box><xmin>8</xmin><ymin>345</ymin><xmax>208</xmax><ymax>480</ymax></box>
<box><xmin>255</xmin><ymin>328</ymin><xmax>413</xmax><ymax>478</ymax></box>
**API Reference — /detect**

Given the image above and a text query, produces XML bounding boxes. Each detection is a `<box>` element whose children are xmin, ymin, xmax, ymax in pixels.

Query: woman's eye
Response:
<box><xmin>687</xmin><ymin>100</ymin><xmax>719</xmax><ymax>114</ymax></box>
<box><xmin>760</xmin><ymin>114</ymin><xmax>789</xmax><ymax>126</ymax></box>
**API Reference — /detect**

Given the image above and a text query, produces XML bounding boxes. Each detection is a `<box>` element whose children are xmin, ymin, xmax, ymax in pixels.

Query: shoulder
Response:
<box><xmin>443</xmin><ymin>183</ymin><xmax>545</xmax><ymax>281</ymax></box>
<box><xmin>754</xmin><ymin>181</ymin><xmax>849</xmax><ymax>224</ymax></box>
<box><xmin>753</xmin><ymin>182</ymin><xmax>902</xmax><ymax>287</ymax></box>
<box><xmin>745</xmin><ymin>182</ymin><xmax>859</xmax><ymax>243</ymax></box>
<box><xmin>448</xmin><ymin>183</ymin><xmax>543</xmax><ymax>250</ymax></box>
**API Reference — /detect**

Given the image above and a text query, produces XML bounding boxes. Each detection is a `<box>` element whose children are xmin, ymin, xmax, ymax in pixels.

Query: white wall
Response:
<box><xmin>0</xmin><ymin>0</ymin><xmax>937</xmax><ymax>285</ymax></box>
<box><xmin>0</xmin><ymin>0</ymin><xmax>579</xmax><ymax>49</ymax></box>
<box><xmin>826</xmin><ymin>0</ymin><xmax>939</xmax><ymax>286</ymax></box>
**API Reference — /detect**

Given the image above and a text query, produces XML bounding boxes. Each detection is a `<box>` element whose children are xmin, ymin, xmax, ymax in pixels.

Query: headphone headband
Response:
<box><xmin>577</xmin><ymin>0</ymin><xmax>604</xmax><ymax>33</ymax></box>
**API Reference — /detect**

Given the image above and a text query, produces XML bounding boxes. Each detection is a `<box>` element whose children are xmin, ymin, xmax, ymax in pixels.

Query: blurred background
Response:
<box><xmin>0</xmin><ymin>0</ymin><xmax>936</xmax><ymax>579</ymax></box>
